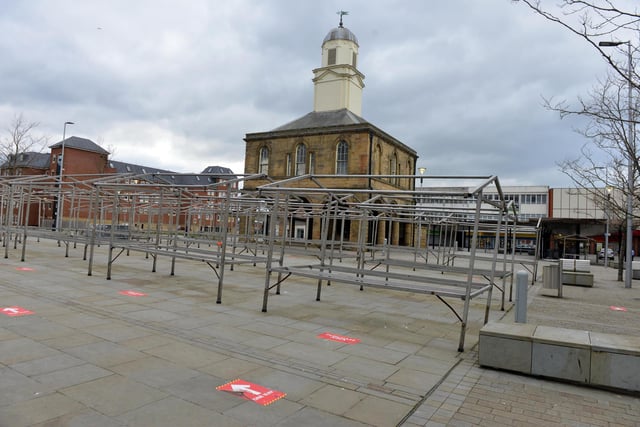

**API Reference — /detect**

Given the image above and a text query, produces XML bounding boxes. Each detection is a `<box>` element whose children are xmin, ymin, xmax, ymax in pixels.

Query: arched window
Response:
<box><xmin>258</xmin><ymin>147</ymin><xmax>269</xmax><ymax>174</ymax></box>
<box><xmin>336</xmin><ymin>140</ymin><xmax>348</xmax><ymax>174</ymax></box>
<box><xmin>374</xmin><ymin>145</ymin><xmax>382</xmax><ymax>175</ymax></box>
<box><xmin>295</xmin><ymin>144</ymin><xmax>306</xmax><ymax>175</ymax></box>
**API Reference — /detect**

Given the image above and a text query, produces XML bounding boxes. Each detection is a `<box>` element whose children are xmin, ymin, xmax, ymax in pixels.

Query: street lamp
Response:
<box><xmin>55</xmin><ymin>121</ymin><xmax>74</xmax><ymax>231</ymax></box>
<box><xmin>599</xmin><ymin>40</ymin><xmax>634</xmax><ymax>288</ymax></box>
<box><xmin>417</xmin><ymin>167</ymin><xmax>426</xmax><ymax>205</ymax></box>
<box><xmin>605</xmin><ymin>186</ymin><xmax>612</xmax><ymax>268</ymax></box>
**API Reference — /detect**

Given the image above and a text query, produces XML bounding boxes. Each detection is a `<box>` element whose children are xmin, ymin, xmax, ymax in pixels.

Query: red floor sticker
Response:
<box><xmin>317</xmin><ymin>332</ymin><xmax>360</xmax><ymax>344</ymax></box>
<box><xmin>2</xmin><ymin>306</ymin><xmax>34</xmax><ymax>317</ymax></box>
<box><xmin>119</xmin><ymin>290</ymin><xmax>147</xmax><ymax>297</ymax></box>
<box><xmin>15</xmin><ymin>267</ymin><xmax>34</xmax><ymax>271</ymax></box>
<box><xmin>610</xmin><ymin>306</ymin><xmax>627</xmax><ymax>312</ymax></box>
<box><xmin>217</xmin><ymin>379</ymin><xmax>286</xmax><ymax>406</ymax></box>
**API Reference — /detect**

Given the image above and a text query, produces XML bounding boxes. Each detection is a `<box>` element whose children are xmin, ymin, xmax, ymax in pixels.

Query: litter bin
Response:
<box><xmin>542</xmin><ymin>264</ymin><xmax>562</xmax><ymax>297</ymax></box>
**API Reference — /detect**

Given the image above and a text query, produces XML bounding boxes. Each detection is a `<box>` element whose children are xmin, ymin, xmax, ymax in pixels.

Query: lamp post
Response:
<box><xmin>605</xmin><ymin>186</ymin><xmax>612</xmax><ymax>268</ymax></box>
<box><xmin>599</xmin><ymin>40</ymin><xmax>634</xmax><ymax>288</ymax></box>
<box><xmin>55</xmin><ymin>121</ymin><xmax>74</xmax><ymax>231</ymax></box>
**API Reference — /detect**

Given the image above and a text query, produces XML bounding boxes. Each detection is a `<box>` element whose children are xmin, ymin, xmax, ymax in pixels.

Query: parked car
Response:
<box><xmin>515</xmin><ymin>244</ymin><xmax>535</xmax><ymax>255</ymax></box>
<box><xmin>598</xmin><ymin>248</ymin><xmax>615</xmax><ymax>259</ymax></box>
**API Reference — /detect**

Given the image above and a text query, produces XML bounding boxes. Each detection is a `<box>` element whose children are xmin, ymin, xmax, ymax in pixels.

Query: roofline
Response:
<box><xmin>244</xmin><ymin>122</ymin><xmax>418</xmax><ymax>156</ymax></box>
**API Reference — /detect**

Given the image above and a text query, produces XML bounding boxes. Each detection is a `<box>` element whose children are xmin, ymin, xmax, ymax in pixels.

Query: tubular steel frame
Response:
<box><xmin>0</xmin><ymin>172</ymin><xmax>533</xmax><ymax>351</ymax></box>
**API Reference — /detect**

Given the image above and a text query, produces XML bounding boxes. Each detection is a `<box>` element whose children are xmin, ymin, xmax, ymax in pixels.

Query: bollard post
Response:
<box><xmin>514</xmin><ymin>270</ymin><xmax>528</xmax><ymax>323</ymax></box>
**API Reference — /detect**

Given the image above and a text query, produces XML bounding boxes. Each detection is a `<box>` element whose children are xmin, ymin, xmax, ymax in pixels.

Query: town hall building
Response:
<box><xmin>243</xmin><ymin>16</ymin><xmax>419</xmax><ymax>244</ymax></box>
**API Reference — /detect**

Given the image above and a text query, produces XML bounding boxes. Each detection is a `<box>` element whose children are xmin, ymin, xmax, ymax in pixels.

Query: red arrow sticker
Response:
<box><xmin>2</xmin><ymin>306</ymin><xmax>34</xmax><ymax>317</ymax></box>
<box><xmin>119</xmin><ymin>290</ymin><xmax>147</xmax><ymax>297</ymax></box>
<box><xmin>15</xmin><ymin>267</ymin><xmax>34</xmax><ymax>271</ymax></box>
<box><xmin>217</xmin><ymin>379</ymin><xmax>286</xmax><ymax>406</ymax></box>
<box><xmin>317</xmin><ymin>332</ymin><xmax>360</xmax><ymax>344</ymax></box>
<box><xmin>610</xmin><ymin>306</ymin><xmax>627</xmax><ymax>312</ymax></box>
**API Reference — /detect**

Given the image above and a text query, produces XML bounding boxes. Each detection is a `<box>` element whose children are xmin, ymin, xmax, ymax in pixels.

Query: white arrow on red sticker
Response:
<box><xmin>230</xmin><ymin>384</ymin><xmax>261</xmax><ymax>395</ymax></box>
<box><xmin>1</xmin><ymin>306</ymin><xmax>34</xmax><ymax>317</ymax></box>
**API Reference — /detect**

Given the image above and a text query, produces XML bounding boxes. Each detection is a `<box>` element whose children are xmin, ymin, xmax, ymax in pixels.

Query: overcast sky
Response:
<box><xmin>0</xmin><ymin>0</ymin><xmax>624</xmax><ymax>187</ymax></box>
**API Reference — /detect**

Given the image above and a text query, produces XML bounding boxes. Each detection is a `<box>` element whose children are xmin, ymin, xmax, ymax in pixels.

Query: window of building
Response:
<box><xmin>328</xmin><ymin>48</ymin><xmax>336</xmax><ymax>65</ymax></box>
<box><xmin>336</xmin><ymin>141</ymin><xmax>348</xmax><ymax>174</ymax></box>
<box><xmin>352</xmin><ymin>52</ymin><xmax>357</xmax><ymax>67</ymax></box>
<box><xmin>286</xmin><ymin>153</ymin><xmax>292</xmax><ymax>176</ymax></box>
<box><xmin>375</xmin><ymin>145</ymin><xmax>382</xmax><ymax>174</ymax></box>
<box><xmin>309</xmin><ymin>152</ymin><xmax>315</xmax><ymax>174</ymax></box>
<box><xmin>389</xmin><ymin>153</ymin><xmax>397</xmax><ymax>184</ymax></box>
<box><xmin>295</xmin><ymin>144</ymin><xmax>306</xmax><ymax>176</ymax></box>
<box><xmin>258</xmin><ymin>147</ymin><xmax>269</xmax><ymax>174</ymax></box>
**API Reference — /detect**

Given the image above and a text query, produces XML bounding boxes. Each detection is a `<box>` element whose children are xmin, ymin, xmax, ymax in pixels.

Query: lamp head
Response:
<box><xmin>599</xmin><ymin>41</ymin><xmax>624</xmax><ymax>47</ymax></box>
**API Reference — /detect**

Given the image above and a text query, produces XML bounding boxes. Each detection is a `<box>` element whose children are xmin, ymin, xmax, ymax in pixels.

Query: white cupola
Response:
<box><xmin>312</xmin><ymin>14</ymin><xmax>365</xmax><ymax>115</ymax></box>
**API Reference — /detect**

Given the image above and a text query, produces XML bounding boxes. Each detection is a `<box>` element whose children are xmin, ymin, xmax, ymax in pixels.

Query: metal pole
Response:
<box><xmin>515</xmin><ymin>271</ymin><xmax>528</xmax><ymax>323</ymax></box>
<box><xmin>605</xmin><ymin>189</ymin><xmax>611</xmax><ymax>268</ymax></box>
<box><xmin>55</xmin><ymin>121</ymin><xmax>73</xmax><ymax>231</ymax></box>
<box><xmin>624</xmin><ymin>42</ymin><xmax>634</xmax><ymax>288</ymax></box>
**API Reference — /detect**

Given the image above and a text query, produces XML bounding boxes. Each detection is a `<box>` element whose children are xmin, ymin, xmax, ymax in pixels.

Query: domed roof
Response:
<box><xmin>323</xmin><ymin>25</ymin><xmax>358</xmax><ymax>46</ymax></box>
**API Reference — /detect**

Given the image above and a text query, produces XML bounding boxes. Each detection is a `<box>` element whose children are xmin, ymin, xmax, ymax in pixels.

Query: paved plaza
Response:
<box><xmin>0</xmin><ymin>238</ymin><xmax>639</xmax><ymax>426</ymax></box>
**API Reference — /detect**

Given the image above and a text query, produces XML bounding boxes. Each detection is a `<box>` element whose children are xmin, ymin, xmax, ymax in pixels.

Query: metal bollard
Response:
<box><xmin>514</xmin><ymin>270</ymin><xmax>528</xmax><ymax>323</ymax></box>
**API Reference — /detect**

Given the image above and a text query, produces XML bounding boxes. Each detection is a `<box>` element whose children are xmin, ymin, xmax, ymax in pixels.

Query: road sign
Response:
<box><xmin>317</xmin><ymin>332</ymin><xmax>360</xmax><ymax>344</ymax></box>
<box><xmin>2</xmin><ymin>306</ymin><xmax>34</xmax><ymax>317</ymax></box>
<box><xmin>217</xmin><ymin>379</ymin><xmax>285</xmax><ymax>406</ymax></box>
<box><xmin>610</xmin><ymin>305</ymin><xmax>627</xmax><ymax>312</ymax></box>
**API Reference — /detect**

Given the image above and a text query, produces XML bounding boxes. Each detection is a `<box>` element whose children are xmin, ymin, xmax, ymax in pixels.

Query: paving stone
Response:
<box><xmin>64</xmin><ymin>340</ymin><xmax>146</xmax><ymax>367</ymax></box>
<box><xmin>198</xmin><ymin>357</ymin><xmax>263</xmax><ymax>379</ymax></box>
<box><xmin>0</xmin><ymin>392</ymin><xmax>85</xmax><ymax>426</ymax></box>
<box><xmin>117</xmin><ymin>396</ymin><xmax>242</xmax><ymax>427</ymax></box>
<box><xmin>284</xmin><ymin>404</ymin><xmax>376</xmax><ymax>426</ymax></box>
<box><xmin>110</xmin><ymin>356</ymin><xmax>200</xmax><ymax>388</ymax></box>
<box><xmin>269</xmin><ymin>341</ymin><xmax>350</xmax><ymax>366</ymax></box>
<box><xmin>331</xmin><ymin>355</ymin><xmax>399</xmax><ymax>381</ymax></box>
<box><xmin>220</xmin><ymin>396</ymin><xmax>304</xmax><ymax>427</ymax></box>
<box><xmin>142</xmin><ymin>342</ymin><xmax>228</xmax><ymax>368</ymax></box>
<box><xmin>343</xmin><ymin>394</ymin><xmax>414</xmax><ymax>426</ymax></box>
<box><xmin>60</xmin><ymin>374</ymin><xmax>169</xmax><ymax>417</ymax></box>
<box><xmin>300</xmin><ymin>383</ymin><xmax>365</xmax><ymax>415</ymax></box>
<box><xmin>83</xmin><ymin>322</ymin><xmax>152</xmax><ymax>342</ymax></box>
<box><xmin>10</xmin><ymin>353</ymin><xmax>85</xmax><ymax>377</ymax></box>
<box><xmin>0</xmin><ymin>337</ymin><xmax>60</xmax><ymax>365</ymax></box>
<box><xmin>0</xmin><ymin>366</ymin><xmax>57</xmax><ymax>406</ymax></box>
<box><xmin>31</xmin><ymin>409</ymin><xmax>125</xmax><ymax>427</ymax></box>
<box><xmin>33</xmin><ymin>363</ymin><xmax>113</xmax><ymax>389</ymax></box>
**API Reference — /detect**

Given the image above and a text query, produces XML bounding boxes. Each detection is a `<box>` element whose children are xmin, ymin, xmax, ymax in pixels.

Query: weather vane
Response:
<box><xmin>337</xmin><ymin>10</ymin><xmax>349</xmax><ymax>27</ymax></box>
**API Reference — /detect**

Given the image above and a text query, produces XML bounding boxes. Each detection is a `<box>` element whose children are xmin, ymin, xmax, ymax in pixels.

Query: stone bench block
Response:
<box><xmin>562</xmin><ymin>271</ymin><xmax>594</xmax><ymax>287</ymax></box>
<box><xmin>632</xmin><ymin>261</ymin><xmax>640</xmax><ymax>279</ymax></box>
<box><xmin>561</xmin><ymin>258</ymin><xmax>590</xmax><ymax>272</ymax></box>
<box><xmin>478</xmin><ymin>323</ymin><xmax>536</xmax><ymax>374</ymax></box>
<box><xmin>532</xmin><ymin>326</ymin><xmax>591</xmax><ymax>383</ymax></box>
<box><xmin>590</xmin><ymin>332</ymin><xmax>640</xmax><ymax>392</ymax></box>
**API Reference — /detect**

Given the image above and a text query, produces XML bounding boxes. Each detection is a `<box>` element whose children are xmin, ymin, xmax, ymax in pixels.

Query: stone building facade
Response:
<box><xmin>243</xmin><ymin>18</ymin><xmax>418</xmax><ymax>245</ymax></box>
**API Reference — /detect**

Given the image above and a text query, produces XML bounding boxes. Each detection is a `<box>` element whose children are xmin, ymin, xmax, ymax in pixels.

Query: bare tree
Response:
<box><xmin>0</xmin><ymin>113</ymin><xmax>48</xmax><ymax>174</ymax></box>
<box><xmin>514</xmin><ymin>1</ymin><xmax>640</xmax><ymax>85</ymax></box>
<box><xmin>549</xmin><ymin>71</ymin><xmax>638</xmax><ymax>278</ymax></box>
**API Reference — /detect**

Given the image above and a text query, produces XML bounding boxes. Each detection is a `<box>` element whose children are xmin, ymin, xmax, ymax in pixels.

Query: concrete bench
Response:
<box><xmin>560</xmin><ymin>258</ymin><xmax>590</xmax><ymax>272</ymax></box>
<box><xmin>562</xmin><ymin>271</ymin><xmax>594</xmax><ymax>287</ymax></box>
<box><xmin>479</xmin><ymin>323</ymin><xmax>640</xmax><ymax>393</ymax></box>
<box><xmin>633</xmin><ymin>261</ymin><xmax>640</xmax><ymax>279</ymax></box>
<box><xmin>559</xmin><ymin>259</ymin><xmax>593</xmax><ymax>286</ymax></box>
